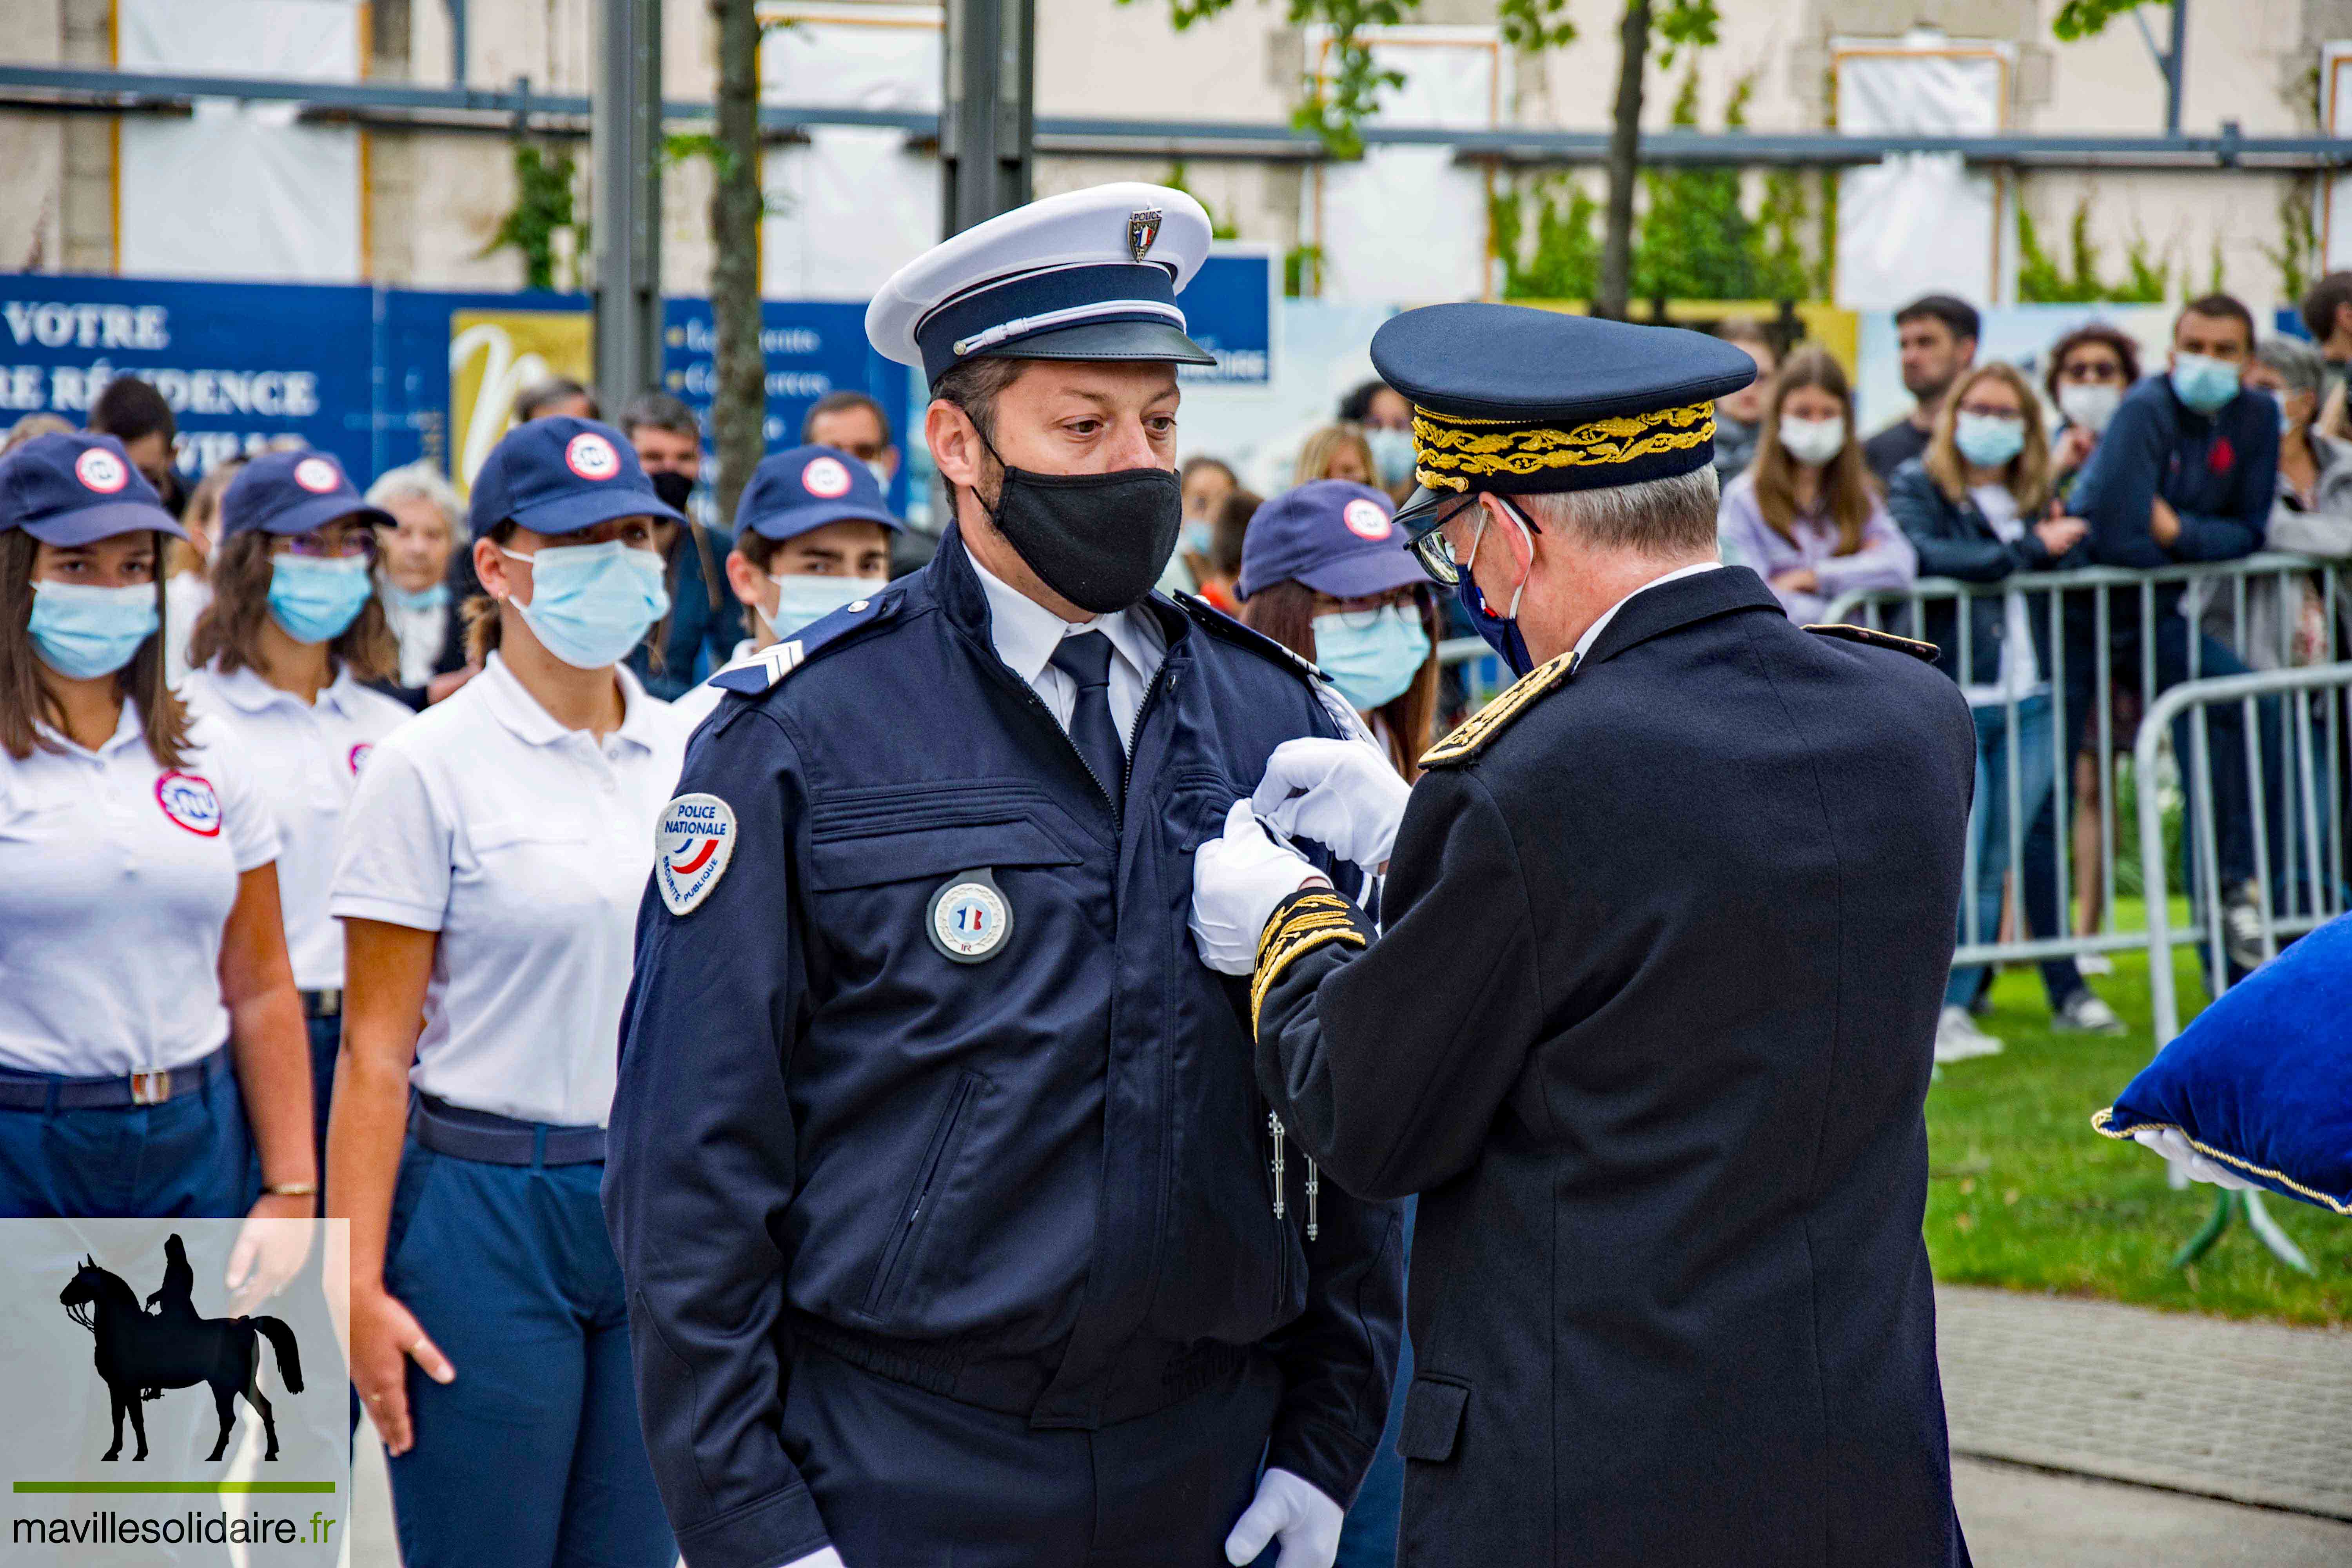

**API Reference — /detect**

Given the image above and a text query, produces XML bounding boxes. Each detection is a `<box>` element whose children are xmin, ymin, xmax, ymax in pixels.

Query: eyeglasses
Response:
<box><xmin>1955</xmin><ymin>405</ymin><xmax>2025</xmax><ymax>423</ymax></box>
<box><xmin>1316</xmin><ymin>592</ymin><xmax>1420</xmax><ymax>630</ymax></box>
<box><xmin>1407</xmin><ymin>495</ymin><xmax>1484</xmax><ymax>585</ymax></box>
<box><xmin>281</xmin><ymin>532</ymin><xmax>377</xmax><ymax>561</ymax></box>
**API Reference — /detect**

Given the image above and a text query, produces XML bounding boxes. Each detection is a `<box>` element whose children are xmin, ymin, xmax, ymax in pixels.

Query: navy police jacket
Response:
<box><xmin>604</xmin><ymin>524</ymin><xmax>1406</xmax><ymax>1568</ymax></box>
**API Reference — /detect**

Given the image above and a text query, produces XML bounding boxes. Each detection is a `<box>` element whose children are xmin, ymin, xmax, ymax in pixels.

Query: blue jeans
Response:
<box><xmin>0</xmin><ymin>1055</ymin><xmax>255</xmax><ymax>1218</ymax></box>
<box><xmin>383</xmin><ymin>1139</ymin><xmax>673</xmax><ymax>1568</ymax></box>
<box><xmin>1947</xmin><ymin>695</ymin><xmax>2056</xmax><ymax>1009</ymax></box>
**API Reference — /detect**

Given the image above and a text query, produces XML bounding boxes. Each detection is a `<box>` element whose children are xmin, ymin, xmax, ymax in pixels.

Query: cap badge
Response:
<box><xmin>1127</xmin><ymin>207</ymin><xmax>1163</xmax><ymax>263</ymax></box>
<box><xmin>293</xmin><ymin>456</ymin><xmax>341</xmax><ymax>494</ymax></box>
<box><xmin>1342</xmin><ymin>498</ymin><xmax>1392</xmax><ymax>540</ymax></box>
<box><xmin>74</xmin><ymin>447</ymin><xmax>128</xmax><ymax>495</ymax></box>
<box><xmin>565</xmin><ymin>432</ymin><xmax>621</xmax><ymax>482</ymax></box>
<box><xmin>802</xmin><ymin>456</ymin><xmax>852</xmax><ymax>499</ymax></box>
<box><xmin>655</xmin><ymin>792</ymin><xmax>737</xmax><ymax>917</ymax></box>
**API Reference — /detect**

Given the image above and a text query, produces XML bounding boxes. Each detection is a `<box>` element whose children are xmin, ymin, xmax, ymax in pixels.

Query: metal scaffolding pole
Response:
<box><xmin>940</xmin><ymin>0</ymin><xmax>1034</xmax><ymax>237</ymax></box>
<box><xmin>592</xmin><ymin>0</ymin><xmax>662</xmax><ymax>405</ymax></box>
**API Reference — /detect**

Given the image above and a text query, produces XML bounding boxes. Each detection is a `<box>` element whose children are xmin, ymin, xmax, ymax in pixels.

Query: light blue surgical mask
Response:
<box><xmin>500</xmin><ymin>540</ymin><xmax>671</xmax><ymax>670</ymax></box>
<box><xmin>381</xmin><ymin>580</ymin><xmax>450</xmax><ymax>614</ymax></box>
<box><xmin>1180</xmin><ymin>519</ymin><xmax>1214</xmax><ymax>558</ymax></box>
<box><xmin>2170</xmin><ymin>352</ymin><xmax>2243</xmax><ymax>415</ymax></box>
<box><xmin>1953</xmin><ymin>412</ymin><xmax>2026</xmax><ymax>470</ymax></box>
<box><xmin>762</xmin><ymin>572</ymin><xmax>883</xmax><ymax>641</ymax></box>
<box><xmin>267</xmin><ymin>555</ymin><xmax>375</xmax><ymax>644</ymax></box>
<box><xmin>1312</xmin><ymin>602</ymin><xmax>1431</xmax><ymax>713</ymax></box>
<box><xmin>1364</xmin><ymin>426</ymin><xmax>1416</xmax><ymax>489</ymax></box>
<box><xmin>28</xmin><ymin>580</ymin><xmax>159</xmax><ymax>680</ymax></box>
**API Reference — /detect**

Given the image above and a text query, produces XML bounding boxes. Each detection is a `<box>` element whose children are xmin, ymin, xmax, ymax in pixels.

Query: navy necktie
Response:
<box><xmin>1049</xmin><ymin>630</ymin><xmax>1124</xmax><ymax>815</ymax></box>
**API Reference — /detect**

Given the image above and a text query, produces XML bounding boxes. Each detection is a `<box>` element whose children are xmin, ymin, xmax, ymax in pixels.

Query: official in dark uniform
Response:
<box><xmin>603</xmin><ymin>183</ymin><xmax>1405</xmax><ymax>1568</ymax></box>
<box><xmin>1191</xmin><ymin>304</ymin><xmax>1978</xmax><ymax>1568</ymax></box>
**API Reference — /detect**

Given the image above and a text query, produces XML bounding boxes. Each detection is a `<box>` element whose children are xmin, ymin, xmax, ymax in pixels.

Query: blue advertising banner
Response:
<box><xmin>1178</xmin><ymin>249</ymin><xmax>1276</xmax><ymax>387</ymax></box>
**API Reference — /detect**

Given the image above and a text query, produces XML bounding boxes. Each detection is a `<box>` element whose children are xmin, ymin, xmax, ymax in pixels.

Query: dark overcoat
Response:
<box><xmin>1253</xmin><ymin>566</ymin><xmax>1977</xmax><ymax>1568</ymax></box>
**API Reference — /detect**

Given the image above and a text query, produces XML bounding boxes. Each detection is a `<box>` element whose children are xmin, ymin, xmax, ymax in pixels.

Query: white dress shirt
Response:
<box><xmin>1570</xmin><ymin>561</ymin><xmax>1725</xmax><ymax>670</ymax></box>
<box><xmin>181</xmin><ymin>660</ymin><xmax>416</xmax><ymax>991</ymax></box>
<box><xmin>0</xmin><ymin>706</ymin><xmax>280</xmax><ymax>1076</ymax></box>
<box><xmin>969</xmin><ymin>553</ymin><xmax>1167</xmax><ymax>752</ymax></box>
<box><xmin>384</xmin><ymin>594</ymin><xmax>456</xmax><ymax>690</ymax></box>
<box><xmin>329</xmin><ymin>653</ymin><xmax>686</xmax><ymax>1127</ymax></box>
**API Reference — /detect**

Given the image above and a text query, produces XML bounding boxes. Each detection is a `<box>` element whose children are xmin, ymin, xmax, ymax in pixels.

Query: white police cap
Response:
<box><xmin>867</xmin><ymin>182</ymin><xmax>1216</xmax><ymax>390</ymax></box>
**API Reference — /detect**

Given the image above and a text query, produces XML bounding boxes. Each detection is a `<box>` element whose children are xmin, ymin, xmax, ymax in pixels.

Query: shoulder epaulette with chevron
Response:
<box><xmin>709</xmin><ymin>592</ymin><xmax>904</xmax><ymax>695</ymax></box>
<box><xmin>1418</xmin><ymin>647</ymin><xmax>1577</xmax><ymax>769</ymax></box>
<box><xmin>1802</xmin><ymin>622</ymin><xmax>1939</xmax><ymax>663</ymax></box>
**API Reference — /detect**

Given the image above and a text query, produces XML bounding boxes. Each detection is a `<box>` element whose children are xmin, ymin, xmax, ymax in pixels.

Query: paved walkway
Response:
<box><xmin>1937</xmin><ymin>1283</ymin><xmax>2352</xmax><ymax>1522</ymax></box>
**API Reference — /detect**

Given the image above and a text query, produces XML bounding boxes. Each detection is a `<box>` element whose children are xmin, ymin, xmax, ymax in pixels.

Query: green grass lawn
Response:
<box><xmin>1924</xmin><ymin>910</ymin><xmax>2350</xmax><ymax>1328</ymax></box>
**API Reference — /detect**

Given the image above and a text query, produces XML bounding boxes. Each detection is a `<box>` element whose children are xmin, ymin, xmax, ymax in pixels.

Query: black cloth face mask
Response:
<box><xmin>974</xmin><ymin>433</ymin><xmax>1181</xmax><ymax>616</ymax></box>
<box><xmin>648</xmin><ymin>470</ymin><xmax>697</xmax><ymax>514</ymax></box>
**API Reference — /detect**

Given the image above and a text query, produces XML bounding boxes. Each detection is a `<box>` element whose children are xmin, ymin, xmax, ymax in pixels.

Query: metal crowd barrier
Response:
<box><xmin>1819</xmin><ymin>553</ymin><xmax>2350</xmax><ymax>973</ymax></box>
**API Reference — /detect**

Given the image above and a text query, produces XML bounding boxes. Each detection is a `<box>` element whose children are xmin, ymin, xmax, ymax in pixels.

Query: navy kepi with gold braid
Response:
<box><xmin>1372</xmin><ymin>304</ymin><xmax>1759</xmax><ymax>534</ymax></box>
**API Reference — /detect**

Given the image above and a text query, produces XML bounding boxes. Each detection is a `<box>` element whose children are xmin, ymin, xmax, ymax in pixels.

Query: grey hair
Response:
<box><xmin>365</xmin><ymin>461</ymin><xmax>468</xmax><ymax>539</ymax></box>
<box><xmin>2256</xmin><ymin>334</ymin><xmax>2328</xmax><ymax>399</ymax></box>
<box><xmin>1517</xmin><ymin>465</ymin><xmax>1722</xmax><ymax>557</ymax></box>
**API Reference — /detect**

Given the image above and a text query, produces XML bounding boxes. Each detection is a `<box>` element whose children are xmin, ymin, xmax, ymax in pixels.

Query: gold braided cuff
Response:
<box><xmin>1410</xmin><ymin>400</ymin><xmax>1715</xmax><ymax>494</ymax></box>
<box><xmin>1250</xmin><ymin>891</ymin><xmax>1369</xmax><ymax>1039</ymax></box>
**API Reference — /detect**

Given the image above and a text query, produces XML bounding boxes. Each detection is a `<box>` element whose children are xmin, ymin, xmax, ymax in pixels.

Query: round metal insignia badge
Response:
<box><xmin>927</xmin><ymin>869</ymin><xmax>1012</xmax><ymax>964</ymax></box>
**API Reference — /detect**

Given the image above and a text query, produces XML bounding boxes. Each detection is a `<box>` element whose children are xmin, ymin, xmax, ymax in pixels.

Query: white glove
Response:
<box><xmin>781</xmin><ymin>1550</ymin><xmax>846</xmax><ymax>1568</ymax></box>
<box><xmin>1224</xmin><ymin>1467</ymin><xmax>1344</xmax><ymax>1568</ymax></box>
<box><xmin>1190</xmin><ymin>800</ymin><xmax>1326</xmax><ymax>975</ymax></box>
<box><xmin>1251</xmin><ymin>737</ymin><xmax>1412</xmax><ymax>871</ymax></box>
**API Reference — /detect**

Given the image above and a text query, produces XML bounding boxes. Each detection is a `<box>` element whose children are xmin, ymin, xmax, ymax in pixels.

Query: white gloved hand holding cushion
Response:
<box><xmin>1189</xmin><ymin>800</ymin><xmax>1327</xmax><ymax>975</ymax></box>
<box><xmin>1250</xmin><ymin>736</ymin><xmax>1412</xmax><ymax>872</ymax></box>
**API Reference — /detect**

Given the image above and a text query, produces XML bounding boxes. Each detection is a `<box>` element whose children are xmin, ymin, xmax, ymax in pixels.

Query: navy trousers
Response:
<box><xmin>0</xmin><ymin>1056</ymin><xmax>254</xmax><ymax>1218</ymax></box>
<box><xmin>382</xmin><ymin>1139</ymin><xmax>672</xmax><ymax>1568</ymax></box>
<box><xmin>782</xmin><ymin>1340</ymin><xmax>1282</xmax><ymax>1566</ymax></box>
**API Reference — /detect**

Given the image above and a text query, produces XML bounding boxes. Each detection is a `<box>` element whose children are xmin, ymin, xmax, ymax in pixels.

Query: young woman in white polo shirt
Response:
<box><xmin>329</xmin><ymin>417</ymin><xmax>684</xmax><ymax>1568</ymax></box>
<box><xmin>182</xmin><ymin>448</ymin><xmax>414</xmax><ymax>1203</ymax></box>
<box><xmin>0</xmin><ymin>432</ymin><xmax>316</xmax><ymax>1258</ymax></box>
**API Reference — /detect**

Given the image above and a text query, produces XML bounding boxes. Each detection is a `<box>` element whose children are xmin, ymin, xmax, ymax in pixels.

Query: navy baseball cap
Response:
<box><xmin>1238</xmin><ymin>480</ymin><xmax>1430</xmax><ymax>602</ymax></box>
<box><xmin>466</xmin><ymin>416</ymin><xmax>685</xmax><ymax>537</ymax></box>
<box><xmin>220</xmin><ymin>449</ymin><xmax>393</xmax><ymax>540</ymax></box>
<box><xmin>735</xmin><ymin>446</ymin><xmax>903</xmax><ymax>543</ymax></box>
<box><xmin>0</xmin><ymin>432</ymin><xmax>186</xmax><ymax>546</ymax></box>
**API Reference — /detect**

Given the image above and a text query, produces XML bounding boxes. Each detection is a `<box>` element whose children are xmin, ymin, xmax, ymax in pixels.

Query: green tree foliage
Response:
<box><xmin>485</xmin><ymin>144</ymin><xmax>580</xmax><ymax>291</ymax></box>
<box><xmin>1632</xmin><ymin>65</ymin><xmax>1755</xmax><ymax>302</ymax></box>
<box><xmin>1490</xmin><ymin>176</ymin><xmax>1602</xmax><ymax>299</ymax></box>
<box><xmin>2261</xmin><ymin>178</ymin><xmax>2321</xmax><ymax>305</ymax></box>
<box><xmin>1164</xmin><ymin>162</ymin><xmax>1242</xmax><ymax>240</ymax></box>
<box><xmin>2017</xmin><ymin>198</ymin><xmax>2169</xmax><ymax>304</ymax></box>
<box><xmin>2051</xmin><ymin>0</ymin><xmax>2170</xmax><ymax>40</ymax></box>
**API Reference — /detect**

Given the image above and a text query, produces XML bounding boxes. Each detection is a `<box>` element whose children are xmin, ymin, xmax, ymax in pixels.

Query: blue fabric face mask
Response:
<box><xmin>2170</xmin><ymin>353</ymin><xmax>2243</xmax><ymax>415</ymax></box>
<box><xmin>1953</xmin><ymin>412</ymin><xmax>2026</xmax><ymax>470</ymax></box>
<box><xmin>1452</xmin><ymin>499</ymin><xmax>1537</xmax><ymax>679</ymax></box>
<box><xmin>29</xmin><ymin>581</ymin><xmax>160</xmax><ymax>680</ymax></box>
<box><xmin>501</xmin><ymin>540</ymin><xmax>671</xmax><ymax>670</ymax></box>
<box><xmin>382</xmin><ymin>580</ymin><xmax>451</xmax><ymax>614</ymax></box>
<box><xmin>1365</xmin><ymin>426</ymin><xmax>1417</xmax><ymax>489</ymax></box>
<box><xmin>268</xmin><ymin>555</ymin><xmax>375</xmax><ymax>644</ymax></box>
<box><xmin>1180</xmin><ymin>519</ymin><xmax>1214</xmax><ymax>559</ymax></box>
<box><xmin>1312</xmin><ymin>603</ymin><xmax>1430</xmax><ymax>713</ymax></box>
<box><xmin>763</xmin><ymin>572</ymin><xmax>882</xmax><ymax>641</ymax></box>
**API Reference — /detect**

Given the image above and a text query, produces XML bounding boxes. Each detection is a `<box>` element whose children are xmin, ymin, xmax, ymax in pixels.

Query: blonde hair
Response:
<box><xmin>1295</xmin><ymin>423</ymin><xmax>1377</xmax><ymax>486</ymax></box>
<box><xmin>1749</xmin><ymin>346</ymin><xmax>1876</xmax><ymax>555</ymax></box>
<box><xmin>1924</xmin><ymin>362</ymin><xmax>2051</xmax><ymax>514</ymax></box>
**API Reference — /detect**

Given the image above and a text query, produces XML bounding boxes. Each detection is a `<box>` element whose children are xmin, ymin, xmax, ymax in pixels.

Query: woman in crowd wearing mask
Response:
<box><xmin>671</xmin><ymin>445</ymin><xmax>902</xmax><ymax>728</ymax></box>
<box><xmin>366</xmin><ymin>462</ymin><xmax>472</xmax><ymax>708</ymax></box>
<box><xmin>330</xmin><ymin>417</ymin><xmax>684</xmax><ymax>1568</ymax></box>
<box><xmin>181</xmin><ymin>450</ymin><xmax>415</xmax><ymax>1197</ymax></box>
<box><xmin>0</xmin><ymin>434</ymin><xmax>315</xmax><ymax>1264</ymax></box>
<box><xmin>1172</xmin><ymin>454</ymin><xmax>1237</xmax><ymax>594</ymax></box>
<box><xmin>1710</xmin><ymin>318</ymin><xmax>1779</xmax><ymax>484</ymax></box>
<box><xmin>1717</xmin><ymin>347</ymin><xmax>1916</xmax><ymax>622</ymax></box>
<box><xmin>2045</xmin><ymin>325</ymin><xmax>2140</xmax><ymax>492</ymax></box>
<box><xmin>1295</xmin><ymin>423</ymin><xmax>1380</xmax><ymax>489</ymax></box>
<box><xmin>2243</xmin><ymin>335</ymin><xmax>2352</xmax><ymax>590</ymax></box>
<box><xmin>1238</xmin><ymin>480</ymin><xmax>1439</xmax><ymax>777</ymax></box>
<box><xmin>1885</xmin><ymin>365</ymin><xmax>2113</xmax><ymax>1060</ymax></box>
<box><xmin>1340</xmin><ymin>378</ymin><xmax>1419</xmax><ymax>505</ymax></box>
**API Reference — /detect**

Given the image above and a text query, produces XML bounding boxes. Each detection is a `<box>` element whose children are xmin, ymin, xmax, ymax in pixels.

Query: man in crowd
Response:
<box><xmin>2298</xmin><ymin>270</ymin><xmax>2352</xmax><ymax>413</ymax></box>
<box><xmin>511</xmin><ymin>375</ymin><xmax>598</xmax><ymax>423</ymax></box>
<box><xmin>802</xmin><ymin>389</ymin><xmax>900</xmax><ymax>488</ymax></box>
<box><xmin>1864</xmin><ymin>294</ymin><xmax>1978</xmax><ymax>483</ymax></box>
<box><xmin>1191</xmin><ymin>302</ymin><xmax>1975</xmax><ymax>1566</ymax></box>
<box><xmin>616</xmin><ymin>390</ymin><xmax>740</xmax><ymax>699</ymax></box>
<box><xmin>1710</xmin><ymin>316</ymin><xmax>1778</xmax><ymax>482</ymax></box>
<box><xmin>2071</xmin><ymin>292</ymin><xmax>2282</xmax><ymax>973</ymax></box>
<box><xmin>87</xmin><ymin>374</ymin><xmax>181</xmax><ymax>513</ymax></box>
<box><xmin>605</xmin><ymin>182</ymin><xmax>1402</xmax><ymax>1568</ymax></box>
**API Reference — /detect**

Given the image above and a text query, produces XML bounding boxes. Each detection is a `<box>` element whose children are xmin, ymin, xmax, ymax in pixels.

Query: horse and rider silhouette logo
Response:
<box><xmin>58</xmin><ymin>1236</ymin><xmax>303</xmax><ymax>1463</ymax></box>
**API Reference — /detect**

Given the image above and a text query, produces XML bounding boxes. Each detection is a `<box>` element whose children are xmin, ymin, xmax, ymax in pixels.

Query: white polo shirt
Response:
<box><xmin>329</xmin><ymin>653</ymin><xmax>686</xmax><ymax>1127</ymax></box>
<box><xmin>182</xmin><ymin>661</ymin><xmax>415</xmax><ymax>992</ymax></box>
<box><xmin>0</xmin><ymin>706</ymin><xmax>280</xmax><ymax>1078</ymax></box>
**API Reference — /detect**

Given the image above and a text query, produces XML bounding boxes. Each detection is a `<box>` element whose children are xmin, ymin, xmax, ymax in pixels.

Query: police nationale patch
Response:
<box><xmin>928</xmin><ymin>870</ymin><xmax>1011</xmax><ymax>963</ymax></box>
<box><xmin>154</xmin><ymin>771</ymin><xmax>222</xmax><ymax>837</ymax></box>
<box><xmin>655</xmin><ymin>793</ymin><xmax>736</xmax><ymax>916</ymax></box>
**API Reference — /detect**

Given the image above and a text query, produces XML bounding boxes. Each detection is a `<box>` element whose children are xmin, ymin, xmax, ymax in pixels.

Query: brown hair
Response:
<box><xmin>1295</xmin><ymin>424</ymin><xmax>1376</xmax><ymax>486</ymax></box>
<box><xmin>0</xmin><ymin>529</ymin><xmax>190</xmax><ymax>768</ymax></box>
<box><xmin>1749</xmin><ymin>345</ymin><xmax>1876</xmax><ymax>555</ymax></box>
<box><xmin>2178</xmin><ymin>292</ymin><xmax>2256</xmax><ymax>348</ymax></box>
<box><xmin>463</xmin><ymin>521</ymin><xmax>518</xmax><ymax>665</ymax></box>
<box><xmin>2042</xmin><ymin>323</ymin><xmax>2141</xmax><ymax>408</ymax></box>
<box><xmin>1211</xmin><ymin>488</ymin><xmax>1261</xmax><ymax>578</ymax></box>
<box><xmin>189</xmin><ymin>529</ymin><xmax>397</xmax><ymax>682</ymax></box>
<box><xmin>1241</xmin><ymin>579</ymin><xmax>1441</xmax><ymax>780</ymax></box>
<box><xmin>168</xmin><ymin>458</ymin><xmax>245</xmax><ymax>581</ymax></box>
<box><xmin>1924</xmin><ymin>362</ymin><xmax>2051</xmax><ymax>515</ymax></box>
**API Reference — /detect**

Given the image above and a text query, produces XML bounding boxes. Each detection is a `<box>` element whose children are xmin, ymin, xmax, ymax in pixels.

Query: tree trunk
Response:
<box><xmin>710</xmin><ymin>0</ymin><xmax>764</xmax><ymax>524</ymax></box>
<box><xmin>1596</xmin><ymin>0</ymin><xmax>1650</xmax><ymax>321</ymax></box>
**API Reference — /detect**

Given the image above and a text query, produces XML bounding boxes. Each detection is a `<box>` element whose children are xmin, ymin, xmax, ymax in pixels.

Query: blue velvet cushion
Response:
<box><xmin>2093</xmin><ymin>911</ymin><xmax>2352</xmax><ymax>1214</ymax></box>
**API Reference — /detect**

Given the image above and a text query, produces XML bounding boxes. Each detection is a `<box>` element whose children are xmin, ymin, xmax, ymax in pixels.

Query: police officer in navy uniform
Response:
<box><xmin>604</xmin><ymin>183</ymin><xmax>1404</xmax><ymax>1568</ymax></box>
<box><xmin>1191</xmin><ymin>303</ymin><xmax>1978</xmax><ymax>1567</ymax></box>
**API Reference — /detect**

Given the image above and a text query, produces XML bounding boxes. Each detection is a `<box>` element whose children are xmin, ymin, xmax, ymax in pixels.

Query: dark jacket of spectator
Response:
<box><xmin>1884</xmin><ymin>457</ymin><xmax>2076</xmax><ymax>690</ymax></box>
<box><xmin>627</xmin><ymin>521</ymin><xmax>743</xmax><ymax>701</ymax></box>
<box><xmin>2073</xmin><ymin>374</ymin><xmax>2277</xmax><ymax>570</ymax></box>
